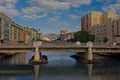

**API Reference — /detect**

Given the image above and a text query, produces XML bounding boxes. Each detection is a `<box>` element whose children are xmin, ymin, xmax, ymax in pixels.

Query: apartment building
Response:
<box><xmin>81</xmin><ymin>11</ymin><xmax>116</xmax><ymax>31</ymax></box>
<box><xmin>60</xmin><ymin>30</ymin><xmax>74</xmax><ymax>41</ymax></box>
<box><xmin>10</xmin><ymin>23</ymin><xmax>26</xmax><ymax>43</ymax></box>
<box><xmin>0</xmin><ymin>12</ymin><xmax>12</xmax><ymax>41</ymax></box>
<box><xmin>24</xmin><ymin>27</ymin><xmax>38</xmax><ymax>43</ymax></box>
<box><xmin>90</xmin><ymin>18</ymin><xmax>120</xmax><ymax>43</ymax></box>
<box><xmin>0</xmin><ymin>12</ymin><xmax>26</xmax><ymax>43</ymax></box>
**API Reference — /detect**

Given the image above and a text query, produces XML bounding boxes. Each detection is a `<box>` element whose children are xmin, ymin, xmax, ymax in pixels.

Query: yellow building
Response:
<box><xmin>81</xmin><ymin>11</ymin><xmax>116</xmax><ymax>31</ymax></box>
<box><xmin>101</xmin><ymin>12</ymin><xmax>116</xmax><ymax>24</ymax></box>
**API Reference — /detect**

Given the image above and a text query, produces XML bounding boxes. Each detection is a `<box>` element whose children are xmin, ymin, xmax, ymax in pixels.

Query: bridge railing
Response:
<box><xmin>0</xmin><ymin>41</ymin><xmax>119</xmax><ymax>47</ymax></box>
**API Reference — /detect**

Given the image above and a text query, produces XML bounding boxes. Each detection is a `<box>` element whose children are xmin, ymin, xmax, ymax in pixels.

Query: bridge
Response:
<box><xmin>0</xmin><ymin>41</ymin><xmax>120</xmax><ymax>62</ymax></box>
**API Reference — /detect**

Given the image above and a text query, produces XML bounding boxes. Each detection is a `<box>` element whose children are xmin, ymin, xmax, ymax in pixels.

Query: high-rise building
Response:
<box><xmin>101</xmin><ymin>12</ymin><xmax>116</xmax><ymax>24</ymax></box>
<box><xmin>81</xmin><ymin>11</ymin><xmax>116</xmax><ymax>31</ymax></box>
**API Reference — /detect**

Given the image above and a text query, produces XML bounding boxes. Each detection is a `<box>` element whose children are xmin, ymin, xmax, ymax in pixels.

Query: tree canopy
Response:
<box><xmin>68</xmin><ymin>31</ymin><xmax>95</xmax><ymax>43</ymax></box>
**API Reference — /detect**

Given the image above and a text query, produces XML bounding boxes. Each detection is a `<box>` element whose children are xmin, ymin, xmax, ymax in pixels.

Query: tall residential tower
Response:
<box><xmin>81</xmin><ymin>11</ymin><xmax>116</xmax><ymax>31</ymax></box>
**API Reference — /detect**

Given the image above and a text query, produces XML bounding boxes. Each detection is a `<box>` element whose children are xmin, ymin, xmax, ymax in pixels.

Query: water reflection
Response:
<box><xmin>1</xmin><ymin>53</ymin><xmax>26</xmax><ymax>65</ymax></box>
<box><xmin>0</xmin><ymin>52</ymin><xmax>120</xmax><ymax>80</ymax></box>
<box><xmin>34</xmin><ymin>65</ymin><xmax>40</xmax><ymax>80</ymax></box>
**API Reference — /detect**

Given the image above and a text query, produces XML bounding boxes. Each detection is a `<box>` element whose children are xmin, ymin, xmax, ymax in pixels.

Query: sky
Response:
<box><xmin>0</xmin><ymin>0</ymin><xmax>120</xmax><ymax>34</ymax></box>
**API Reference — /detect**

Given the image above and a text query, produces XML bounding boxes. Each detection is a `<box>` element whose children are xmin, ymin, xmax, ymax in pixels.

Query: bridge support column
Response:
<box><xmin>86</xmin><ymin>41</ymin><xmax>93</xmax><ymax>61</ymax></box>
<box><xmin>34</xmin><ymin>46</ymin><xmax>42</xmax><ymax>61</ymax></box>
<box><xmin>33</xmin><ymin>41</ymin><xmax>42</xmax><ymax>62</ymax></box>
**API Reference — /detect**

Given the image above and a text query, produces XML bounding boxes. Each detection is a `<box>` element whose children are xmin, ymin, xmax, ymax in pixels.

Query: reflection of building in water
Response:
<box><xmin>0</xmin><ymin>77</ymin><xmax>10</xmax><ymax>80</ymax></box>
<box><xmin>0</xmin><ymin>77</ymin><xmax>17</xmax><ymax>80</ymax></box>
<box><xmin>7</xmin><ymin>53</ymin><xmax>26</xmax><ymax>64</ymax></box>
<box><xmin>0</xmin><ymin>64</ymin><xmax>34</xmax><ymax>80</ymax></box>
<box><xmin>91</xmin><ymin>64</ymin><xmax>120</xmax><ymax>80</ymax></box>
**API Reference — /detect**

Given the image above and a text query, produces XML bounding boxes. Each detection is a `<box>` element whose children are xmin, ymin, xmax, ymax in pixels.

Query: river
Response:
<box><xmin>0</xmin><ymin>52</ymin><xmax>120</xmax><ymax>80</ymax></box>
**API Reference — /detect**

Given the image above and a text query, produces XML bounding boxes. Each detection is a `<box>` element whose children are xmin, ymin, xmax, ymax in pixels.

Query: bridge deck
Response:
<box><xmin>0</xmin><ymin>43</ymin><xmax>120</xmax><ymax>53</ymax></box>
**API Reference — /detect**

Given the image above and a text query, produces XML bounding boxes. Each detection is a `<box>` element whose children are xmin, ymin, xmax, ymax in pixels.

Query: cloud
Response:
<box><xmin>96</xmin><ymin>0</ymin><xmax>114</xmax><ymax>3</ymax></box>
<box><xmin>31</xmin><ymin>0</ymin><xmax>70</xmax><ymax>11</ymax></box>
<box><xmin>0</xmin><ymin>0</ymin><xmax>18</xmax><ymax>4</ymax></box>
<box><xmin>22</xmin><ymin>7</ymin><xmax>40</xmax><ymax>15</ymax></box>
<box><xmin>47</xmin><ymin>18</ymin><xmax>58</xmax><ymax>23</ymax></box>
<box><xmin>102</xmin><ymin>1</ymin><xmax>120</xmax><ymax>16</ymax></box>
<box><xmin>20</xmin><ymin>0</ymin><xmax>92</xmax><ymax>20</ymax></box>
<box><xmin>21</xmin><ymin>14</ymin><xmax>44</xmax><ymax>20</ymax></box>
<box><xmin>31</xmin><ymin>0</ymin><xmax>92</xmax><ymax>11</ymax></box>
<box><xmin>21</xmin><ymin>6</ymin><xmax>48</xmax><ymax>20</ymax></box>
<box><xmin>69</xmin><ymin>14</ymin><xmax>80</xmax><ymax>20</ymax></box>
<box><xmin>0</xmin><ymin>0</ymin><xmax>92</xmax><ymax>20</ymax></box>
<box><xmin>30</xmin><ymin>0</ymin><xmax>91</xmax><ymax>11</ymax></box>
<box><xmin>47</xmin><ymin>16</ymin><xmax>60</xmax><ymax>23</ymax></box>
<box><xmin>64</xmin><ymin>0</ymin><xmax>91</xmax><ymax>7</ymax></box>
<box><xmin>0</xmin><ymin>0</ymin><xmax>20</xmax><ymax>17</ymax></box>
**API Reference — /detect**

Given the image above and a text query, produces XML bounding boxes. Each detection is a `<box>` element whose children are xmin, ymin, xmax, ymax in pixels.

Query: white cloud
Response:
<box><xmin>0</xmin><ymin>0</ymin><xmax>18</xmax><ymax>4</ymax></box>
<box><xmin>96</xmin><ymin>0</ymin><xmax>114</xmax><ymax>3</ymax></box>
<box><xmin>69</xmin><ymin>14</ymin><xmax>80</xmax><ymax>20</ymax></box>
<box><xmin>0</xmin><ymin>0</ymin><xmax>19</xmax><ymax>17</ymax></box>
<box><xmin>47</xmin><ymin>16</ymin><xmax>60</xmax><ymax>23</ymax></box>
<box><xmin>30</xmin><ymin>0</ymin><xmax>91</xmax><ymax>10</ymax></box>
<box><xmin>31</xmin><ymin>0</ymin><xmax>70</xmax><ymax>10</ymax></box>
<box><xmin>20</xmin><ymin>0</ymin><xmax>92</xmax><ymax>20</ymax></box>
<box><xmin>102</xmin><ymin>1</ymin><xmax>120</xmax><ymax>16</ymax></box>
<box><xmin>47</xmin><ymin>18</ymin><xmax>58</xmax><ymax>23</ymax></box>
<box><xmin>117</xmin><ymin>0</ymin><xmax>120</xmax><ymax>3</ymax></box>
<box><xmin>21</xmin><ymin>6</ymin><xmax>48</xmax><ymax>20</ymax></box>
<box><xmin>22</xmin><ymin>7</ymin><xmax>40</xmax><ymax>15</ymax></box>
<box><xmin>64</xmin><ymin>0</ymin><xmax>91</xmax><ymax>7</ymax></box>
<box><xmin>21</xmin><ymin>14</ymin><xmax>43</xmax><ymax>20</ymax></box>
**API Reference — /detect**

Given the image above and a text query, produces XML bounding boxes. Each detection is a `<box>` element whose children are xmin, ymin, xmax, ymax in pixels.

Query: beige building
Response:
<box><xmin>24</xmin><ymin>27</ymin><xmax>37</xmax><ymax>43</ymax></box>
<box><xmin>90</xmin><ymin>18</ymin><xmax>120</xmax><ymax>43</ymax></box>
<box><xmin>60</xmin><ymin>30</ymin><xmax>74</xmax><ymax>41</ymax></box>
<box><xmin>0</xmin><ymin>12</ymin><xmax>12</xmax><ymax>41</ymax></box>
<box><xmin>81</xmin><ymin>11</ymin><xmax>116</xmax><ymax>31</ymax></box>
<box><xmin>0</xmin><ymin>12</ymin><xmax>26</xmax><ymax>43</ymax></box>
<box><xmin>0</xmin><ymin>12</ymin><xmax>42</xmax><ymax>44</ymax></box>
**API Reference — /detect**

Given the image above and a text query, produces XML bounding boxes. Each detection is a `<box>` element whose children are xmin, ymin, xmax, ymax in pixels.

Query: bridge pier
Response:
<box><xmin>33</xmin><ymin>41</ymin><xmax>42</xmax><ymax>62</ymax></box>
<box><xmin>86</xmin><ymin>41</ymin><xmax>93</xmax><ymax>61</ymax></box>
<box><xmin>34</xmin><ymin>46</ymin><xmax>42</xmax><ymax>61</ymax></box>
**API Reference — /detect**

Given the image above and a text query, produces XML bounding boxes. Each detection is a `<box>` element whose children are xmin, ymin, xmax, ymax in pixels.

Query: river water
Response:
<box><xmin>0</xmin><ymin>52</ymin><xmax>120</xmax><ymax>80</ymax></box>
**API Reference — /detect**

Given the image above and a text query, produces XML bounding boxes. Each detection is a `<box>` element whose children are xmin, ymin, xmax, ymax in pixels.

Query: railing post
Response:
<box><xmin>87</xmin><ymin>41</ymin><xmax>93</xmax><ymax>61</ymax></box>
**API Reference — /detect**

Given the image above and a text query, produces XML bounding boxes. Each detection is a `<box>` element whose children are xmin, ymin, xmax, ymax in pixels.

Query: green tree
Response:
<box><xmin>68</xmin><ymin>31</ymin><xmax>95</xmax><ymax>43</ymax></box>
<box><xmin>103</xmin><ymin>37</ymin><xmax>109</xmax><ymax>43</ymax></box>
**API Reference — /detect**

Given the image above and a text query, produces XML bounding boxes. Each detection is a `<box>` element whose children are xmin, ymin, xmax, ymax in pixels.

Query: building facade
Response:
<box><xmin>0</xmin><ymin>12</ymin><xmax>27</xmax><ymax>43</ymax></box>
<box><xmin>24</xmin><ymin>27</ymin><xmax>40</xmax><ymax>43</ymax></box>
<box><xmin>81</xmin><ymin>11</ymin><xmax>116</xmax><ymax>32</ymax></box>
<box><xmin>90</xmin><ymin>18</ymin><xmax>120</xmax><ymax>43</ymax></box>
<box><xmin>60</xmin><ymin>30</ymin><xmax>74</xmax><ymax>41</ymax></box>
